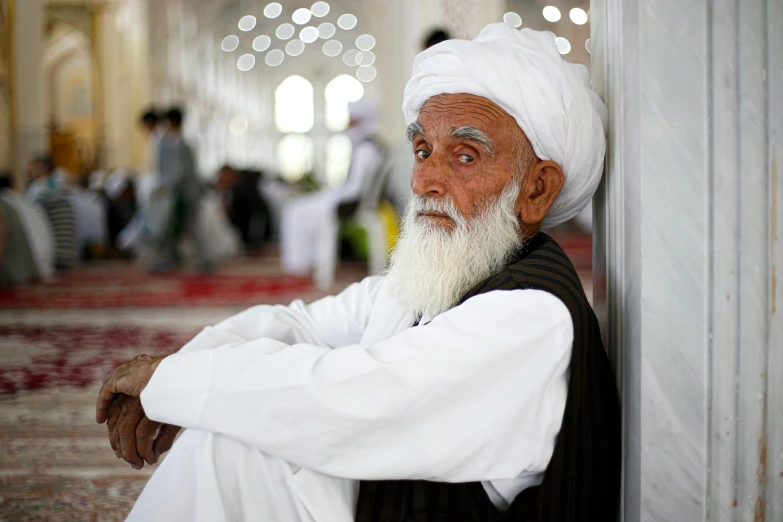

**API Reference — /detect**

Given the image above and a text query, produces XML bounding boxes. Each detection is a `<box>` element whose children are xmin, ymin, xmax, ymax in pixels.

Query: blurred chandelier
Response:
<box><xmin>220</xmin><ymin>1</ymin><xmax>377</xmax><ymax>83</ymax></box>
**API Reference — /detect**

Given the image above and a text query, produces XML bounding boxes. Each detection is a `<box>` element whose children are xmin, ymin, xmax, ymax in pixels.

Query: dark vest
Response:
<box><xmin>355</xmin><ymin>233</ymin><xmax>621</xmax><ymax>522</ymax></box>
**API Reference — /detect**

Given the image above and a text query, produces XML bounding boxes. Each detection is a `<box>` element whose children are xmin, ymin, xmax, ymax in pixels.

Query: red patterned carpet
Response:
<box><xmin>0</xmin><ymin>263</ymin><xmax>312</xmax><ymax>309</ymax></box>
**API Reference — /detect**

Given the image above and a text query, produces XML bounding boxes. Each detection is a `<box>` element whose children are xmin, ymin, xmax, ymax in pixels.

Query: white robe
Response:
<box><xmin>132</xmin><ymin>277</ymin><xmax>572</xmax><ymax>522</ymax></box>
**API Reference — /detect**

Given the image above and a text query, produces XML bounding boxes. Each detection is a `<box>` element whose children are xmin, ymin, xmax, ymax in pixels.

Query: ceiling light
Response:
<box><xmin>323</xmin><ymin>39</ymin><xmax>342</xmax><ymax>57</ymax></box>
<box><xmin>300</xmin><ymin>26</ymin><xmax>318</xmax><ymax>43</ymax></box>
<box><xmin>356</xmin><ymin>66</ymin><xmax>376</xmax><ymax>82</ymax></box>
<box><xmin>264</xmin><ymin>3</ymin><xmax>283</xmax><ymax>19</ymax></box>
<box><xmin>311</xmin><ymin>1</ymin><xmax>330</xmax><ymax>17</ymax></box>
<box><xmin>237</xmin><ymin>54</ymin><xmax>256</xmax><ymax>71</ymax></box>
<box><xmin>555</xmin><ymin>36</ymin><xmax>571</xmax><ymax>54</ymax></box>
<box><xmin>253</xmin><ymin>35</ymin><xmax>271</xmax><ymax>52</ymax></box>
<box><xmin>221</xmin><ymin>35</ymin><xmax>239</xmax><ymax>52</ymax></box>
<box><xmin>292</xmin><ymin>8</ymin><xmax>311</xmax><ymax>24</ymax></box>
<box><xmin>355</xmin><ymin>34</ymin><xmax>375</xmax><ymax>51</ymax></box>
<box><xmin>542</xmin><ymin>6</ymin><xmax>561</xmax><ymax>22</ymax></box>
<box><xmin>569</xmin><ymin>8</ymin><xmax>588</xmax><ymax>25</ymax></box>
<box><xmin>238</xmin><ymin>15</ymin><xmax>257</xmax><ymax>31</ymax></box>
<box><xmin>276</xmin><ymin>23</ymin><xmax>295</xmax><ymax>40</ymax></box>
<box><xmin>337</xmin><ymin>14</ymin><xmax>357</xmax><ymax>30</ymax></box>
<box><xmin>358</xmin><ymin>50</ymin><xmax>375</xmax><ymax>66</ymax></box>
<box><xmin>318</xmin><ymin>22</ymin><xmax>336</xmax><ymax>39</ymax></box>
<box><xmin>266</xmin><ymin>49</ymin><xmax>285</xmax><ymax>66</ymax></box>
<box><xmin>503</xmin><ymin>12</ymin><xmax>522</xmax><ymax>28</ymax></box>
<box><xmin>342</xmin><ymin>49</ymin><xmax>360</xmax><ymax>66</ymax></box>
<box><xmin>285</xmin><ymin>39</ymin><xmax>305</xmax><ymax>56</ymax></box>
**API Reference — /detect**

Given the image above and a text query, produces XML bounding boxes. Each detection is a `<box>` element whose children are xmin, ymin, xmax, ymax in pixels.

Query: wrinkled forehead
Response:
<box><xmin>417</xmin><ymin>94</ymin><xmax>519</xmax><ymax>137</ymax></box>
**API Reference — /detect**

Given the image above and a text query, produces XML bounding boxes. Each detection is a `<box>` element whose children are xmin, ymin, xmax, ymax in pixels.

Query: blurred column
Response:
<box><xmin>10</xmin><ymin>0</ymin><xmax>46</xmax><ymax>187</ymax></box>
<box><xmin>592</xmin><ymin>0</ymin><xmax>782</xmax><ymax>520</ymax></box>
<box><xmin>0</xmin><ymin>0</ymin><xmax>11</xmax><ymax>174</ymax></box>
<box><xmin>92</xmin><ymin>4</ymin><xmax>129</xmax><ymax>169</ymax></box>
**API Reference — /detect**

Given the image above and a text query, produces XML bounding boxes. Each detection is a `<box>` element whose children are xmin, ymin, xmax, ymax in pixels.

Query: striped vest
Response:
<box><xmin>356</xmin><ymin>233</ymin><xmax>621</xmax><ymax>522</ymax></box>
<box><xmin>36</xmin><ymin>190</ymin><xmax>78</xmax><ymax>270</ymax></box>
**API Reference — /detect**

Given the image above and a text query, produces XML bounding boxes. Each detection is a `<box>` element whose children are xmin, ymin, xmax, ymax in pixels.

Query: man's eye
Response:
<box><xmin>457</xmin><ymin>154</ymin><xmax>474</xmax><ymax>164</ymax></box>
<box><xmin>415</xmin><ymin>149</ymin><xmax>430</xmax><ymax>160</ymax></box>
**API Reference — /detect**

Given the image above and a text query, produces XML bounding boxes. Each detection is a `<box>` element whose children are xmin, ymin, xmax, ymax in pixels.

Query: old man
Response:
<box><xmin>97</xmin><ymin>24</ymin><xmax>620</xmax><ymax>521</ymax></box>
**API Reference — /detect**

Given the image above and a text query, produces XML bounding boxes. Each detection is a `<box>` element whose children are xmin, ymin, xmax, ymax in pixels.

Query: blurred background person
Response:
<box><xmin>24</xmin><ymin>154</ymin><xmax>79</xmax><ymax>270</ymax></box>
<box><xmin>68</xmin><ymin>169</ymin><xmax>108</xmax><ymax>260</ymax></box>
<box><xmin>103</xmin><ymin>169</ymin><xmax>138</xmax><ymax>252</ymax></box>
<box><xmin>216</xmin><ymin>165</ymin><xmax>271</xmax><ymax>251</ymax></box>
<box><xmin>422</xmin><ymin>27</ymin><xmax>451</xmax><ymax>49</ymax></box>
<box><xmin>280</xmin><ymin>100</ymin><xmax>386</xmax><ymax>276</ymax></box>
<box><xmin>0</xmin><ymin>174</ymin><xmax>54</xmax><ymax>283</ymax></box>
<box><xmin>0</xmin><ymin>174</ymin><xmax>53</xmax><ymax>285</ymax></box>
<box><xmin>150</xmin><ymin>107</ymin><xmax>211</xmax><ymax>273</ymax></box>
<box><xmin>25</xmin><ymin>154</ymin><xmax>65</xmax><ymax>203</ymax></box>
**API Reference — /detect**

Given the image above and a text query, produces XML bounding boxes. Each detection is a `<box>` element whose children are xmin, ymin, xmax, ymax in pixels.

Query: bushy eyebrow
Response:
<box><xmin>450</xmin><ymin>126</ymin><xmax>495</xmax><ymax>156</ymax></box>
<box><xmin>405</xmin><ymin>121</ymin><xmax>425</xmax><ymax>143</ymax></box>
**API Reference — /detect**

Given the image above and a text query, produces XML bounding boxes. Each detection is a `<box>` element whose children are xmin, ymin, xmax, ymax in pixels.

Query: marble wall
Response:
<box><xmin>591</xmin><ymin>0</ymin><xmax>783</xmax><ymax>520</ymax></box>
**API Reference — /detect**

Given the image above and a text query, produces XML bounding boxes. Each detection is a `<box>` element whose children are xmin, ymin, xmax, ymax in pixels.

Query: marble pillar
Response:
<box><xmin>10</xmin><ymin>0</ymin><xmax>45</xmax><ymax>186</ymax></box>
<box><xmin>591</xmin><ymin>0</ymin><xmax>783</xmax><ymax>520</ymax></box>
<box><xmin>93</xmin><ymin>6</ymin><xmax>128</xmax><ymax>169</ymax></box>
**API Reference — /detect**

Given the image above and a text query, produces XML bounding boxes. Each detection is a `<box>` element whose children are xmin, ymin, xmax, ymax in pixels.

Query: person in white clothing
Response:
<box><xmin>96</xmin><ymin>25</ymin><xmax>620</xmax><ymax>522</ymax></box>
<box><xmin>280</xmin><ymin>101</ymin><xmax>386</xmax><ymax>275</ymax></box>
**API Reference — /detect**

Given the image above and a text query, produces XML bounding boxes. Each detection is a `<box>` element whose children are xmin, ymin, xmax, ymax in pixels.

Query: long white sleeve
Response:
<box><xmin>141</xmin><ymin>288</ymin><xmax>572</xmax><ymax>484</ymax></box>
<box><xmin>176</xmin><ymin>275</ymin><xmax>386</xmax><ymax>355</ymax></box>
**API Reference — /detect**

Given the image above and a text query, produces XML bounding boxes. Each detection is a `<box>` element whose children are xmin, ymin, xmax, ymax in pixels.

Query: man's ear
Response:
<box><xmin>515</xmin><ymin>160</ymin><xmax>565</xmax><ymax>226</ymax></box>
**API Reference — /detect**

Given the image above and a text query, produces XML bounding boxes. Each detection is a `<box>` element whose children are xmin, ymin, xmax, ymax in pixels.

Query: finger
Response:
<box><xmin>96</xmin><ymin>378</ymin><xmax>118</xmax><ymax>424</ymax></box>
<box><xmin>118</xmin><ymin>399</ymin><xmax>146</xmax><ymax>469</ymax></box>
<box><xmin>136</xmin><ymin>416</ymin><xmax>161</xmax><ymax>465</ymax></box>
<box><xmin>107</xmin><ymin>395</ymin><xmax>126</xmax><ymax>456</ymax></box>
<box><xmin>152</xmin><ymin>424</ymin><xmax>181</xmax><ymax>463</ymax></box>
<box><xmin>111</xmin><ymin>396</ymin><xmax>131</xmax><ymax>456</ymax></box>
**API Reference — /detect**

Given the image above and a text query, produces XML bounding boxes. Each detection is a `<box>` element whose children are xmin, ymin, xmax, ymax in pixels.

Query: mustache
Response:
<box><xmin>412</xmin><ymin>196</ymin><xmax>463</xmax><ymax>220</ymax></box>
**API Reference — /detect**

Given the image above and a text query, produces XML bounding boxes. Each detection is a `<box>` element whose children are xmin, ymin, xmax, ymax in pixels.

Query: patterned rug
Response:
<box><xmin>0</xmin><ymin>389</ymin><xmax>156</xmax><ymax>522</ymax></box>
<box><xmin>0</xmin><ymin>261</ymin><xmax>313</xmax><ymax>309</ymax></box>
<box><xmin>0</xmin><ymin>326</ymin><xmax>195</xmax><ymax>394</ymax></box>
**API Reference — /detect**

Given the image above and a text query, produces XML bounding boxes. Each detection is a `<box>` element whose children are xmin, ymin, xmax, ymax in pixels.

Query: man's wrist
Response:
<box><xmin>141</xmin><ymin>356</ymin><xmax>167</xmax><ymax>394</ymax></box>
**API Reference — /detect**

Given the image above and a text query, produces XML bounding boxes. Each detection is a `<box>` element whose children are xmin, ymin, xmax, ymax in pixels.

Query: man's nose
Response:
<box><xmin>411</xmin><ymin>156</ymin><xmax>448</xmax><ymax>197</ymax></box>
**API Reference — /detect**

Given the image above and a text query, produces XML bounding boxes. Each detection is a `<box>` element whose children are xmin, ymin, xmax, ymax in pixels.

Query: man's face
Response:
<box><xmin>409</xmin><ymin>94</ymin><xmax>531</xmax><ymax>230</ymax></box>
<box><xmin>26</xmin><ymin>160</ymin><xmax>45</xmax><ymax>181</ymax></box>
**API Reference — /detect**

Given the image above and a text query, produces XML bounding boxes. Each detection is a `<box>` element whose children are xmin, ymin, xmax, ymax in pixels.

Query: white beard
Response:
<box><xmin>385</xmin><ymin>180</ymin><xmax>527</xmax><ymax>320</ymax></box>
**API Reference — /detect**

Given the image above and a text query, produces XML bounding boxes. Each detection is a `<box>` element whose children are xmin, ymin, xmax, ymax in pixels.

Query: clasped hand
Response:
<box><xmin>96</xmin><ymin>354</ymin><xmax>181</xmax><ymax>469</ymax></box>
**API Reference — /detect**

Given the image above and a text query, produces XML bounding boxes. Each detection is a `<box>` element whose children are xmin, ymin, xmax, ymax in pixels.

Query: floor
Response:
<box><xmin>0</xmin><ymin>236</ymin><xmax>592</xmax><ymax>521</ymax></box>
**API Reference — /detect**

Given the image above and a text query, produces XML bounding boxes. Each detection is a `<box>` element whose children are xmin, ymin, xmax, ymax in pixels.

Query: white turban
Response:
<box><xmin>402</xmin><ymin>23</ymin><xmax>607</xmax><ymax>228</ymax></box>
